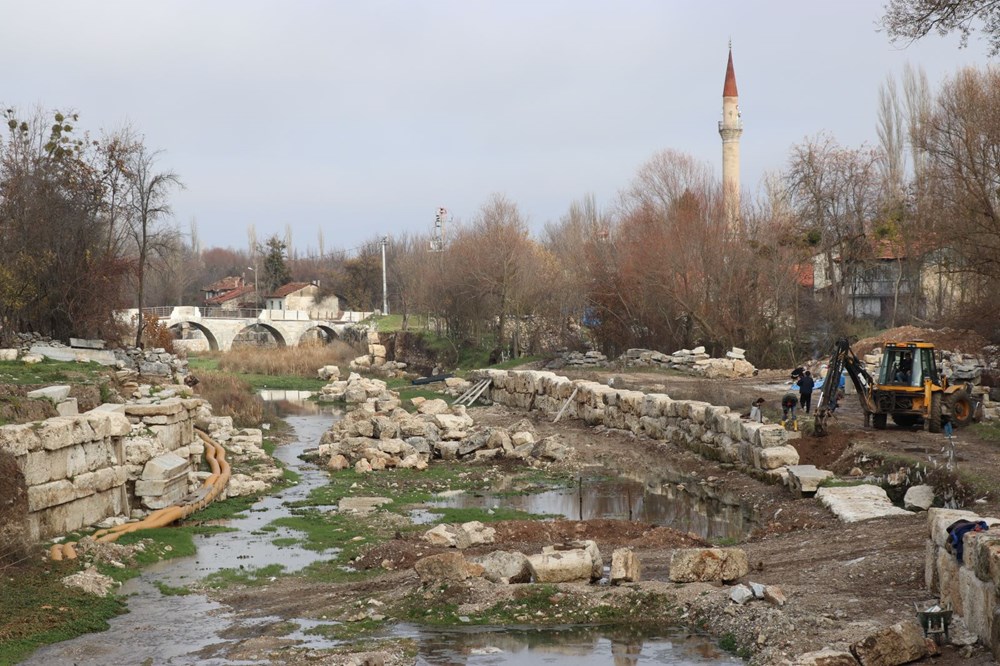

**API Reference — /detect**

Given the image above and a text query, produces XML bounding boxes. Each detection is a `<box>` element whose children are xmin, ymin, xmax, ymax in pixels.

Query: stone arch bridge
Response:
<box><xmin>133</xmin><ymin>306</ymin><xmax>369</xmax><ymax>352</ymax></box>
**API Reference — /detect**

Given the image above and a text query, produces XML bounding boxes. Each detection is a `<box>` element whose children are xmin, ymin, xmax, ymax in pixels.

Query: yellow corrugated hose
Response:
<box><xmin>49</xmin><ymin>429</ymin><xmax>231</xmax><ymax>561</ymax></box>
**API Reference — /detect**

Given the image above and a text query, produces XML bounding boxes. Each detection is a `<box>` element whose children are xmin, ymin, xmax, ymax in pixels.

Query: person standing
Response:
<box><xmin>797</xmin><ymin>370</ymin><xmax>815</xmax><ymax>414</ymax></box>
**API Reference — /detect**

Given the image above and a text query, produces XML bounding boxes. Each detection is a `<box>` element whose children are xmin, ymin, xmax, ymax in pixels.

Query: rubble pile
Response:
<box><xmin>543</xmin><ymin>350</ymin><xmax>608</xmax><ymax>369</ymax></box>
<box><xmin>621</xmin><ymin>346</ymin><xmax>757</xmax><ymax>379</ymax></box>
<box><xmin>316</xmin><ymin>379</ymin><xmax>573</xmax><ymax>472</ymax></box>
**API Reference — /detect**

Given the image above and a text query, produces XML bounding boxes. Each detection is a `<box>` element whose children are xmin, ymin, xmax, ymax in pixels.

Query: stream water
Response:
<box><xmin>21</xmin><ymin>394</ymin><xmax>741</xmax><ymax>665</ymax></box>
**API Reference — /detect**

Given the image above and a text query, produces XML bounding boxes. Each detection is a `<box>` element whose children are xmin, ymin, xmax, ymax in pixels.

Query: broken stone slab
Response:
<box><xmin>668</xmin><ymin>547</ymin><xmax>749</xmax><ymax>583</ymax></box>
<box><xmin>0</xmin><ymin>348</ymin><xmax>17</xmax><ymax>361</ymax></box>
<box><xmin>338</xmin><ymin>496</ymin><xmax>392</xmax><ymax>515</ymax></box>
<box><xmin>27</xmin><ymin>385</ymin><xmax>72</xmax><ymax>402</ymax></box>
<box><xmin>764</xmin><ymin>585</ymin><xmax>787</xmax><ymax>607</ymax></box>
<box><xmin>850</xmin><ymin>620</ymin><xmax>927</xmax><ymax>666</ymax></box>
<box><xmin>29</xmin><ymin>344</ymin><xmax>118</xmax><ymax>366</ymax></box>
<box><xmin>473</xmin><ymin>550</ymin><xmax>532</xmax><ymax>584</ymax></box>
<box><xmin>903</xmin><ymin>485</ymin><xmax>935</xmax><ymax>511</ymax></box>
<box><xmin>786</xmin><ymin>465</ymin><xmax>835</xmax><ymax>496</ymax></box>
<box><xmin>610</xmin><ymin>548</ymin><xmax>641</xmax><ymax>584</ymax></box>
<box><xmin>527</xmin><ymin>548</ymin><xmax>594</xmax><ymax>583</ymax></box>
<box><xmin>816</xmin><ymin>485</ymin><xmax>913</xmax><ymax>523</ymax></box>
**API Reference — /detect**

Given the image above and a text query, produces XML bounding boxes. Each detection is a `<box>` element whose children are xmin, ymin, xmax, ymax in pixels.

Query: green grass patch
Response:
<box><xmin>186</xmin><ymin>494</ymin><xmax>259</xmax><ymax>522</ymax></box>
<box><xmin>303</xmin><ymin>618</ymin><xmax>386</xmax><ymax>640</ymax></box>
<box><xmin>0</xmin><ymin>563</ymin><xmax>127</xmax><ymax>665</ymax></box>
<box><xmin>203</xmin><ymin>563</ymin><xmax>286</xmax><ymax>589</ymax></box>
<box><xmin>271</xmin><ymin>537</ymin><xmax>299</xmax><ymax>547</ymax></box>
<box><xmin>492</xmin><ymin>355</ymin><xmax>542</xmax><ymax>370</ymax></box>
<box><xmin>969</xmin><ymin>421</ymin><xmax>1000</xmax><ymax>443</ymax></box>
<box><xmin>0</xmin><ymin>359</ymin><xmax>111</xmax><ymax>385</ymax></box>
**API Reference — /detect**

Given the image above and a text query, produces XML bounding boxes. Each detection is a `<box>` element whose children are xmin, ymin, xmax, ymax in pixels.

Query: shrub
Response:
<box><xmin>194</xmin><ymin>371</ymin><xmax>263</xmax><ymax>427</ymax></box>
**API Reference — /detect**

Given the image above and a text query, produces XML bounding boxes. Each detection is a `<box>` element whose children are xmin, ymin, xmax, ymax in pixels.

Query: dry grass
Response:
<box><xmin>195</xmin><ymin>371</ymin><xmax>263</xmax><ymax>428</ymax></box>
<box><xmin>218</xmin><ymin>341</ymin><xmax>358</xmax><ymax>377</ymax></box>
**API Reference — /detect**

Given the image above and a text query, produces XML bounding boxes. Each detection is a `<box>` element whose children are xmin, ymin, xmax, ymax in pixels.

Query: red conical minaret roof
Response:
<box><xmin>723</xmin><ymin>48</ymin><xmax>738</xmax><ymax>97</ymax></box>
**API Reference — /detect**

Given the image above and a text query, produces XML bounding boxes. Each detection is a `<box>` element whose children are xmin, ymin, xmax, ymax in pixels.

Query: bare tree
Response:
<box><xmin>125</xmin><ymin>144</ymin><xmax>182</xmax><ymax>348</ymax></box>
<box><xmin>881</xmin><ymin>0</ymin><xmax>1000</xmax><ymax>55</ymax></box>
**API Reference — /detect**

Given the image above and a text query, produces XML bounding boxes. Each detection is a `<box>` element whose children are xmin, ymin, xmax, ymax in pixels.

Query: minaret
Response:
<box><xmin>719</xmin><ymin>44</ymin><xmax>742</xmax><ymax>228</ymax></box>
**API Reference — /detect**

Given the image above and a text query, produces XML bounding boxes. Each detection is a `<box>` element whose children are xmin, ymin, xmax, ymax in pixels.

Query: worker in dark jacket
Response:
<box><xmin>781</xmin><ymin>392</ymin><xmax>799</xmax><ymax>431</ymax></box>
<box><xmin>797</xmin><ymin>371</ymin><xmax>816</xmax><ymax>414</ymax></box>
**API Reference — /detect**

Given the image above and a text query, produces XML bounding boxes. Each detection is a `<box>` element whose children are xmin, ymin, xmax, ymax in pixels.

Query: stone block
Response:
<box><xmin>792</xmin><ymin>649</ymin><xmax>859</xmax><ymax>666</ymax></box>
<box><xmin>668</xmin><ymin>547</ymin><xmax>748</xmax><ymax>583</ymax></box>
<box><xmin>0</xmin><ymin>423</ymin><xmax>42</xmax><ymax>456</ymax></box>
<box><xmin>850</xmin><ymin>620</ymin><xmax>927</xmax><ymax>666</ymax></box>
<box><xmin>927</xmin><ymin>508</ymin><xmax>980</xmax><ymax>547</ymax></box>
<box><xmin>27</xmin><ymin>479</ymin><xmax>75</xmax><ymax>511</ymax></box>
<box><xmin>959</xmin><ymin>566</ymin><xmax>997</xmax><ymax>642</ymax></box>
<box><xmin>967</xmin><ymin>533</ymin><xmax>1000</xmax><ymax>587</ymax></box>
<box><xmin>38</xmin><ymin>418</ymin><xmax>78</xmax><ymax>451</ymax></box>
<box><xmin>26</xmin><ymin>385</ymin><xmax>71</xmax><ymax>402</ymax></box>
<box><xmin>757</xmin><ymin>445</ymin><xmax>799</xmax><ymax>470</ymax></box>
<box><xmin>56</xmin><ymin>398</ymin><xmax>79</xmax><ymax>416</ymax></box>
<box><xmin>610</xmin><ymin>548</ymin><xmax>641</xmax><ymax>584</ymax></box>
<box><xmin>786</xmin><ymin>465</ymin><xmax>834</xmax><ymax>495</ymax></box>
<box><xmin>473</xmin><ymin>550</ymin><xmax>531</xmax><ymax>584</ymax></box>
<box><xmin>414</xmin><ymin>552</ymin><xmax>472</xmax><ymax>583</ymax></box>
<box><xmin>903</xmin><ymin>485</ymin><xmax>935</xmax><ymax>511</ymax></box>
<box><xmin>125</xmin><ymin>399</ymin><xmax>185</xmax><ymax>417</ymax></box>
<box><xmin>141</xmin><ymin>451</ymin><xmax>188</xmax><ymax>481</ymax></box>
<box><xmin>528</xmin><ymin>548</ymin><xmax>593</xmax><ymax>583</ymax></box>
<box><xmin>755</xmin><ymin>424</ymin><xmax>788</xmax><ymax>448</ymax></box>
<box><xmin>0</xmin><ymin>348</ymin><xmax>17</xmax><ymax>361</ymax></box>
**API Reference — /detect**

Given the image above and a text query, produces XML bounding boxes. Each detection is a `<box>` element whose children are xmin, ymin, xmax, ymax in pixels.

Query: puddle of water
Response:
<box><xmin>416</xmin><ymin>475</ymin><xmax>755</xmax><ymax>541</ymax></box>
<box><xmin>407</xmin><ymin>624</ymin><xmax>741</xmax><ymax>665</ymax></box>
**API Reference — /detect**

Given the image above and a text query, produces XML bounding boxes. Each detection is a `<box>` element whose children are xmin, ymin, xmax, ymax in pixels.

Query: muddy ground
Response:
<box><xmin>207</xmin><ymin>369</ymin><xmax>1000</xmax><ymax>665</ymax></box>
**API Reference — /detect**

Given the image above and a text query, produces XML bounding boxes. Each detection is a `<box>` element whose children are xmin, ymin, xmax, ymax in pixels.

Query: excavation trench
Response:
<box><xmin>23</xmin><ymin>394</ymin><xmax>745</xmax><ymax>665</ymax></box>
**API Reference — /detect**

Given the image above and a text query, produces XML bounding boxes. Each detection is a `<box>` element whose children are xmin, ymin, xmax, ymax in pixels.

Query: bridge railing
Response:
<box><xmin>202</xmin><ymin>307</ymin><xmax>262</xmax><ymax>319</ymax></box>
<box><xmin>139</xmin><ymin>306</ymin><xmax>175</xmax><ymax>319</ymax></box>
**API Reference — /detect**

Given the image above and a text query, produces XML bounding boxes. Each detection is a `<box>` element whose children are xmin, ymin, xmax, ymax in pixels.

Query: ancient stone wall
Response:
<box><xmin>473</xmin><ymin>369</ymin><xmax>797</xmax><ymax>475</ymax></box>
<box><xmin>0</xmin><ymin>396</ymin><xmax>206</xmax><ymax>543</ymax></box>
<box><xmin>925</xmin><ymin>508</ymin><xmax>1000</xmax><ymax>658</ymax></box>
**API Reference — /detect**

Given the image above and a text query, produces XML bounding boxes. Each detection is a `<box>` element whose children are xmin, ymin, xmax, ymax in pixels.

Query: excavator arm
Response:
<box><xmin>814</xmin><ymin>337</ymin><xmax>875</xmax><ymax>436</ymax></box>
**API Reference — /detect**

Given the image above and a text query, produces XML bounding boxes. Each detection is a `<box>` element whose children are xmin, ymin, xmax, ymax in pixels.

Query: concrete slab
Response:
<box><xmin>816</xmin><ymin>484</ymin><xmax>913</xmax><ymax>523</ymax></box>
<box><xmin>70</xmin><ymin>338</ymin><xmax>106</xmax><ymax>350</ymax></box>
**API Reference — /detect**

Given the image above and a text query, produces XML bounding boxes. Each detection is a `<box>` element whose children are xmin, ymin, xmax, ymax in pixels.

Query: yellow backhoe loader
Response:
<box><xmin>813</xmin><ymin>338</ymin><xmax>979</xmax><ymax>436</ymax></box>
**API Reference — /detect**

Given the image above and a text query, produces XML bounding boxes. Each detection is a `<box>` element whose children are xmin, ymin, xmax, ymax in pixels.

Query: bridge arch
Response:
<box><xmin>233</xmin><ymin>323</ymin><xmax>287</xmax><ymax>348</ymax></box>
<box><xmin>169</xmin><ymin>321</ymin><xmax>220</xmax><ymax>352</ymax></box>
<box><xmin>297</xmin><ymin>325</ymin><xmax>339</xmax><ymax>346</ymax></box>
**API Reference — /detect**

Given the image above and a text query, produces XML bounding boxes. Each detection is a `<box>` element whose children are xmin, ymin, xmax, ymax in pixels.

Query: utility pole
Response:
<box><xmin>430</xmin><ymin>207</ymin><xmax>447</xmax><ymax>251</ymax></box>
<box><xmin>380</xmin><ymin>235</ymin><xmax>389</xmax><ymax>316</ymax></box>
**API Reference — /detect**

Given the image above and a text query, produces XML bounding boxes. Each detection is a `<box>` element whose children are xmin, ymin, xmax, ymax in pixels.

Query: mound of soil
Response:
<box><xmin>853</xmin><ymin>326</ymin><xmax>990</xmax><ymax>356</ymax></box>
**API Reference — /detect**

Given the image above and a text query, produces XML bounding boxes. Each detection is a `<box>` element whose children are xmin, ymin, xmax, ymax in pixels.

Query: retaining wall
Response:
<box><xmin>926</xmin><ymin>508</ymin><xmax>1000</xmax><ymax>658</ymax></box>
<box><xmin>0</xmin><ymin>396</ymin><xmax>205</xmax><ymax>542</ymax></box>
<box><xmin>473</xmin><ymin>369</ymin><xmax>798</xmax><ymax>474</ymax></box>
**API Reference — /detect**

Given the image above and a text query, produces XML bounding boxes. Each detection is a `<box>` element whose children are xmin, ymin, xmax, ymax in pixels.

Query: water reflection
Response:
<box><xmin>419</xmin><ymin>475</ymin><xmax>756</xmax><ymax>541</ymax></box>
<box><xmin>407</xmin><ymin>624</ymin><xmax>740</xmax><ymax>665</ymax></box>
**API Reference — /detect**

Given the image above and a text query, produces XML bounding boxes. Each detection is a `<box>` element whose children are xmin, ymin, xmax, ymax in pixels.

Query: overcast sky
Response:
<box><xmin>2</xmin><ymin>1</ymin><xmax>992</xmax><ymax>255</ymax></box>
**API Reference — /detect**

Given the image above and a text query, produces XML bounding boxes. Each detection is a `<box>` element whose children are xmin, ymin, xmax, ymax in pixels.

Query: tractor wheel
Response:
<box><xmin>927</xmin><ymin>392</ymin><xmax>943</xmax><ymax>433</ymax></box>
<box><xmin>946</xmin><ymin>390</ymin><xmax>974</xmax><ymax>427</ymax></box>
<box><xmin>873</xmin><ymin>413</ymin><xmax>887</xmax><ymax>429</ymax></box>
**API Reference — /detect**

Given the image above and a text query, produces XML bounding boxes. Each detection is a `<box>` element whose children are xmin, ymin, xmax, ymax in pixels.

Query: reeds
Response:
<box><xmin>218</xmin><ymin>340</ymin><xmax>357</xmax><ymax>377</ymax></box>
